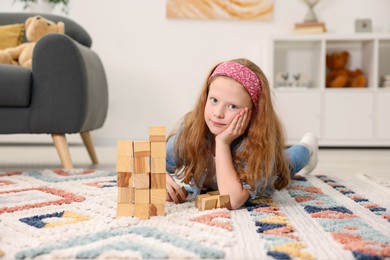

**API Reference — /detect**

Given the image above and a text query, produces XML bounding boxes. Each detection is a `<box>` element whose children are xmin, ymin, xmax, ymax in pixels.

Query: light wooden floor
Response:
<box><xmin>0</xmin><ymin>144</ymin><xmax>389</xmax><ymax>179</ymax></box>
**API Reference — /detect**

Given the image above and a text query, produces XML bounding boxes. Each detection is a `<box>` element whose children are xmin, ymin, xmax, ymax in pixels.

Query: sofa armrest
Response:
<box><xmin>30</xmin><ymin>33</ymin><xmax>108</xmax><ymax>134</ymax></box>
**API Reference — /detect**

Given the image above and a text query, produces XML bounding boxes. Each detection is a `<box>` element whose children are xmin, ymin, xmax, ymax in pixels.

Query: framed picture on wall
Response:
<box><xmin>166</xmin><ymin>0</ymin><xmax>274</xmax><ymax>20</ymax></box>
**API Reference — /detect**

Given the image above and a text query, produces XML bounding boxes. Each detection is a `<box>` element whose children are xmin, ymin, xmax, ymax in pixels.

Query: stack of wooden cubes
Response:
<box><xmin>116</xmin><ymin>126</ymin><xmax>166</xmax><ymax>219</ymax></box>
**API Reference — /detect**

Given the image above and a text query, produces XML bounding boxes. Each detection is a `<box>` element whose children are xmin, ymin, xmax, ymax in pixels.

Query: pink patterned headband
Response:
<box><xmin>208</xmin><ymin>61</ymin><xmax>261</xmax><ymax>109</ymax></box>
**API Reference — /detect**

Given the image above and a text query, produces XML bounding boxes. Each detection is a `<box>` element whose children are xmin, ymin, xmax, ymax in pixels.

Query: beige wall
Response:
<box><xmin>1</xmin><ymin>0</ymin><xmax>390</xmax><ymax>145</ymax></box>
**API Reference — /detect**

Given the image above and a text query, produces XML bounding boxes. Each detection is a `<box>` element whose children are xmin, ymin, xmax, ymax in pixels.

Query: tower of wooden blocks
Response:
<box><xmin>116</xmin><ymin>126</ymin><xmax>166</xmax><ymax>219</ymax></box>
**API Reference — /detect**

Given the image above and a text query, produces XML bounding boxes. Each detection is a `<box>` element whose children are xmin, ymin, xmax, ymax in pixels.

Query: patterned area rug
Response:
<box><xmin>0</xmin><ymin>169</ymin><xmax>389</xmax><ymax>259</ymax></box>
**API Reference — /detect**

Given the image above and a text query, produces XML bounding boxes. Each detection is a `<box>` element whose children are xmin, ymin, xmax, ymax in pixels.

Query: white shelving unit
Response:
<box><xmin>270</xmin><ymin>34</ymin><xmax>390</xmax><ymax>147</ymax></box>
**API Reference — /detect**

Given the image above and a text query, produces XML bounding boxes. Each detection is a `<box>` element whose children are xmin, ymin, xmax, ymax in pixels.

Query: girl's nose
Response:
<box><xmin>213</xmin><ymin>107</ymin><xmax>224</xmax><ymax>119</ymax></box>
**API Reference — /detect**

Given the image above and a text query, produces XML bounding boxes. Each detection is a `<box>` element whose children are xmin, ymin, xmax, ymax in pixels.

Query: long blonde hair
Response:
<box><xmin>168</xmin><ymin>58</ymin><xmax>290</xmax><ymax>192</ymax></box>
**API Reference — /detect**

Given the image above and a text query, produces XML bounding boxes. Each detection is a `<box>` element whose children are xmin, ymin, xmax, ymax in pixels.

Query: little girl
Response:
<box><xmin>165</xmin><ymin>58</ymin><xmax>318</xmax><ymax>209</ymax></box>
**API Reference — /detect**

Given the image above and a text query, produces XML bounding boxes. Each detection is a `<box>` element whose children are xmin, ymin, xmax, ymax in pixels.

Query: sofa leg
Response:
<box><xmin>80</xmin><ymin>131</ymin><xmax>98</xmax><ymax>164</ymax></box>
<box><xmin>52</xmin><ymin>134</ymin><xmax>73</xmax><ymax>169</ymax></box>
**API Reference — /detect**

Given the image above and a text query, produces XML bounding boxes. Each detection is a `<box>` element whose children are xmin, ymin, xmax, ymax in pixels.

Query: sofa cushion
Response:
<box><xmin>0</xmin><ymin>23</ymin><xmax>24</xmax><ymax>50</ymax></box>
<box><xmin>0</xmin><ymin>65</ymin><xmax>31</xmax><ymax>107</ymax></box>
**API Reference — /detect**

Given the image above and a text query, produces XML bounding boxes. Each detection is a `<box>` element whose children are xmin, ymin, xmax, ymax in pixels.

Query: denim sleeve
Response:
<box><xmin>166</xmin><ymin>134</ymin><xmax>177</xmax><ymax>173</ymax></box>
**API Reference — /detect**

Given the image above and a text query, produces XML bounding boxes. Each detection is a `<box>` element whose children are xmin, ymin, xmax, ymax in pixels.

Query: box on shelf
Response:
<box><xmin>293</xmin><ymin>21</ymin><xmax>326</xmax><ymax>34</ymax></box>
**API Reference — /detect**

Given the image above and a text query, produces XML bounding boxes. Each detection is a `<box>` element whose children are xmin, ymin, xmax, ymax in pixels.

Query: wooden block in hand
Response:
<box><xmin>175</xmin><ymin>186</ymin><xmax>188</xmax><ymax>203</ymax></box>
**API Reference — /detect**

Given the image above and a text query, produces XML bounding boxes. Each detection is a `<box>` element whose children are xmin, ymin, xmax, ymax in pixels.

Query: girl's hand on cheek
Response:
<box><xmin>216</xmin><ymin>107</ymin><xmax>251</xmax><ymax>145</ymax></box>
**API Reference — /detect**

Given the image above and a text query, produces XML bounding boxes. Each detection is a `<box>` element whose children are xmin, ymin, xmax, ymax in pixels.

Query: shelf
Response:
<box><xmin>273</xmin><ymin>39</ymin><xmax>323</xmax><ymax>89</ymax></box>
<box><xmin>270</xmin><ymin>34</ymin><xmax>390</xmax><ymax>146</ymax></box>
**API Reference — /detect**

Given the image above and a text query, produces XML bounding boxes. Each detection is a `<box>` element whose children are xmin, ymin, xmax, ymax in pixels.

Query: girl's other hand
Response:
<box><xmin>216</xmin><ymin>107</ymin><xmax>251</xmax><ymax>144</ymax></box>
<box><xmin>166</xmin><ymin>173</ymin><xmax>187</xmax><ymax>203</ymax></box>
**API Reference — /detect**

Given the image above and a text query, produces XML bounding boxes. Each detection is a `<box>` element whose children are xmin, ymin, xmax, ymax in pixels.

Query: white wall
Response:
<box><xmin>1</xmin><ymin>0</ymin><xmax>390</xmax><ymax>145</ymax></box>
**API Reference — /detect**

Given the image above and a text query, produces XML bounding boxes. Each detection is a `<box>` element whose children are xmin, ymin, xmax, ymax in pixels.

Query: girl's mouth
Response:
<box><xmin>210</xmin><ymin>120</ymin><xmax>225</xmax><ymax>127</ymax></box>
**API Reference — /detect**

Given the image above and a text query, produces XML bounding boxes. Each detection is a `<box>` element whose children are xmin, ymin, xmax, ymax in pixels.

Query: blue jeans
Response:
<box><xmin>285</xmin><ymin>145</ymin><xmax>311</xmax><ymax>177</ymax></box>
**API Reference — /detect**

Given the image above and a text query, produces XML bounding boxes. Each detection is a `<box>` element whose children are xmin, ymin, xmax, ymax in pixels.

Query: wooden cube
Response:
<box><xmin>134</xmin><ymin>188</ymin><xmax>150</xmax><ymax>204</ymax></box>
<box><xmin>150</xmin><ymin>173</ymin><xmax>166</xmax><ymax>189</ymax></box>
<box><xmin>196</xmin><ymin>193</ymin><xmax>231</xmax><ymax>211</ymax></box>
<box><xmin>150</xmin><ymin>203</ymin><xmax>165</xmax><ymax>216</ymax></box>
<box><xmin>207</xmin><ymin>191</ymin><xmax>220</xmax><ymax>196</ymax></box>
<box><xmin>117</xmin><ymin>172</ymin><xmax>131</xmax><ymax>187</ymax></box>
<box><xmin>217</xmin><ymin>195</ymin><xmax>231</xmax><ymax>209</ymax></box>
<box><xmin>149</xmin><ymin>126</ymin><xmax>166</xmax><ymax>142</ymax></box>
<box><xmin>151</xmin><ymin>142</ymin><xmax>166</xmax><ymax>158</ymax></box>
<box><xmin>117</xmin><ymin>140</ymin><xmax>133</xmax><ymax>157</ymax></box>
<box><xmin>116</xmin><ymin>156</ymin><xmax>133</xmax><ymax>173</ymax></box>
<box><xmin>117</xmin><ymin>203</ymin><xmax>133</xmax><ymax>217</ymax></box>
<box><xmin>117</xmin><ymin>187</ymin><xmax>133</xmax><ymax>204</ymax></box>
<box><xmin>134</xmin><ymin>157</ymin><xmax>149</xmax><ymax>173</ymax></box>
<box><xmin>150</xmin><ymin>189</ymin><xmax>166</xmax><ymax>203</ymax></box>
<box><xmin>196</xmin><ymin>194</ymin><xmax>211</xmax><ymax>210</ymax></box>
<box><xmin>150</xmin><ymin>157</ymin><xmax>166</xmax><ymax>173</ymax></box>
<box><xmin>134</xmin><ymin>173</ymin><xmax>150</xmax><ymax>189</ymax></box>
<box><xmin>133</xmin><ymin>141</ymin><xmax>150</xmax><ymax>157</ymax></box>
<box><xmin>202</xmin><ymin>196</ymin><xmax>218</xmax><ymax>211</ymax></box>
<box><xmin>134</xmin><ymin>204</ymin><xmax>150</xmax><ymax>219</ymax></box>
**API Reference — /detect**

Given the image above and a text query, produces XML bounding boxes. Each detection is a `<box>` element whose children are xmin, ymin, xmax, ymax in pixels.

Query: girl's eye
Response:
<box><xmin>228</xmin><ymin>104</ymin><xmax>238</xmax><ymax>110</ymax></box>
<box><xmin>210</xmin><ymin>97</ymin><xmax>218</xmax><ymax>104</ymax></box>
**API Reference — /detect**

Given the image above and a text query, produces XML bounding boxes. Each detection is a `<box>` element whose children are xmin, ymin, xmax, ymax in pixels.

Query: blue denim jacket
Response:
<box><xmin>165</xmin><ymin>133</ymin><xmax>277</xmax><ymax>200</ymax></box>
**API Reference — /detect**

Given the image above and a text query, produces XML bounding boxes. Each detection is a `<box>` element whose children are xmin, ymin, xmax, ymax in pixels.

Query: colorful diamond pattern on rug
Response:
<box><xmin>0</xmin><ymin>187</ymin><xmax>85</xmax><ymax>214</ymax></box>
<box><xmin>0</xmin><ymin>169</ymin><xmax>233</xmax><ymax>259</ymax></box>
<box><xmin>15</xmin><ymin>226</ymin><xmax>226</xmax><ymax>259</ymax></box>
<box><xmin>0</xmin><ymin>179</ymin><xmax>15</xmax><ymax>186</ymax></box>
<box><xmin>0</xmin><ymin>171</ymin><xmax>22</xmax><ymax>177</ymax></box>
<box><xmin>1</xmin><ymin>169</ymin><xmax>389</xmax><ymax>259</ymax></box>
<box><xmin>19</xmin><ymin>210</ymin><xmax>90</xmax><ymax>228</ymax></box>
<box><xmin>246</xmin><ymin>197</ymin><xmax>314</xmax><ymax>260</ymax></box>
<box><xmin>84</xmin><ymin>180</ymin><xmax>117</xmax><ymax>188</ymax></box>
<box><xmin>317</xmin><ymin>175</ymin><xmax>390</xmax><ymax>223</ymax></box>
<box><xmin>24</xmin><ymin>169</ymin><xmax>116</xmax><ymax>182</ymax></box>
<box><xmin>190</xmin><ymin>210</ymin><xmax>233</xmax><ymax>231</ymax></box>
<box><xmin>288</xmin><ymin>176</ymin><xmax>390</xmax><ymax>259</ymax></box>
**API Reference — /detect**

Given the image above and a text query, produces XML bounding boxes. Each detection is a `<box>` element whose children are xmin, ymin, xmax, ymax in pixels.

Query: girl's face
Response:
<box><xmin>204</xmin><ymin>76</ymin><xmax>253</xmax><ymax>136</ymax></box>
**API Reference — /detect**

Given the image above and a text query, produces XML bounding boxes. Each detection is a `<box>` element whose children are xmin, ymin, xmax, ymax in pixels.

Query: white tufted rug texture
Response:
<box><xmin>0</xmin><ymin>169</ymin><xmax>389</xmax><ymax>259</ymax></box>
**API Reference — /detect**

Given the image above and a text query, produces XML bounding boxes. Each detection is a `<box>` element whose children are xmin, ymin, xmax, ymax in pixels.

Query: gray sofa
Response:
<box><xmin>0</xmin><ymin>13</ymin><xmax>109</xmax><ymax>168</ymax></box>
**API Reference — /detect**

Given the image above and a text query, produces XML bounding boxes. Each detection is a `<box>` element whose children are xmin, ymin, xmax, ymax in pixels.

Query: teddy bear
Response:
<box><xmin>0</xmin><ymin>51</ymin><xmax>16</xmax><ymax>65</ymax></box>
<box><xmin>326</xmin><ymin>51</ymin><xmax>366</xmax><ymax>88</ymax></box>
<box><xmin>0</xmin><ymin>15</ymin><xmax>64</xmax><ymax>68</ymax></box>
